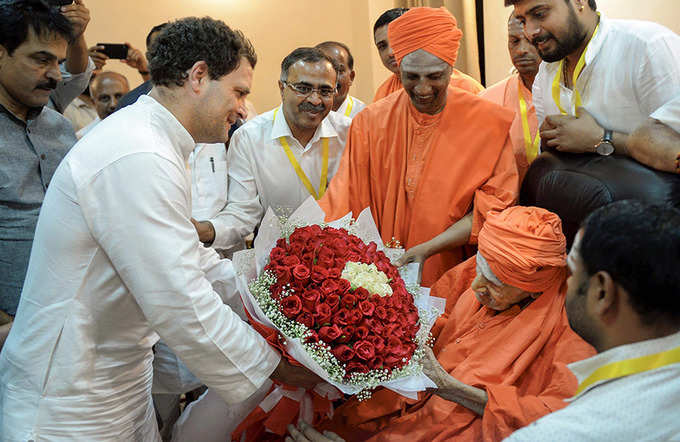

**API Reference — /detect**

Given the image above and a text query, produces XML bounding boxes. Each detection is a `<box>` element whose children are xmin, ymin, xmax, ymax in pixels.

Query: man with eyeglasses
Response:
<box><xmin>320</xmin><ymin>7</ymin><xmax>519</xmax><ymax>288</ymax></box>
<box><xmin>315</xmin><ymin>41</ymin><xmax>366</xmax><ymax>119</ymax></box>
<box><xmin>210</xmin><ymin>47</ymin><xmax>351</xmax><ymax>249</ymax></box>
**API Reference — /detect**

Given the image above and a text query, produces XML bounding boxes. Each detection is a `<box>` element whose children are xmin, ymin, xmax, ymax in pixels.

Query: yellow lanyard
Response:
<box><xmin>273</xmin><ymin>108</ymin><xmax>329</xmax><ymax>200</ymax></box>
<box><xmin>517</xmin><ymin>77</ymin><xmax>540</xmax><ymax>163</ymax></box>
<box><xmin>344</xmin><ymin>96</ymin><xmax>354</xmax><ymax>117</ymax></box>
<box><xmin>576</xmin><ymin>345</ymin><xmax>680</xmax><ymax>396</ymax></box>
<box><xmin>552</xmin><ymin>22</ymin><xmax>600</xmax><ymax>116</ymax></box>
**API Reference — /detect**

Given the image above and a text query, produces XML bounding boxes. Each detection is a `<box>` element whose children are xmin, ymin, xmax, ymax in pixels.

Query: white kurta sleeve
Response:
<box><xmin>78</xmin><ymin>152</ymin><xmax>280</xmax><ymax>404</ymax></box>
<box><xmin>635</xmin><ymin>33</ymin><xmax>680</xmax><ymax>119</ymax></box>
<box><xmin>209</xmin><ymin>129</ymin><xmax>266</xmax><ymax>249</ymax></box>
<box><xmin>532</xmin><ymin>65</ymin><xmax>547</xmax><ymax>129</ymax></box>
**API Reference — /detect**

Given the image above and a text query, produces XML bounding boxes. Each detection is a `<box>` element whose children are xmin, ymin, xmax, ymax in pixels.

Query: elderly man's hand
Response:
<box><xmin>60</xmin><ymin>0</ymin><xmax>90</xmax><ymax>39</ymax></box>
<box><xmin>88</xmin><ymin>45</ymin><xmax>108</xmax><ymax>71</ymax></box>
<box><xmin>540</xmin><ymin>108</ymin><xmax>603</xmax><ymax>154</ymax></box>
<box><xmin>122</xmin><ymin>43</ymin><xmax>150</xmax><ymax>75</ymax></box>
<box><xmin>422</xmin><ymin>346</ymin><xmax>454</xmax><ymax>393</ymax></box>
<box><xmin>285</xmin><ymin>421</ymin><xmax>345</xmax><ymax>442</ymax></box>
<box><xmin>271</xmin><ymin>359</ymin><xmax>323</xmax><ymax>389</ymax></box>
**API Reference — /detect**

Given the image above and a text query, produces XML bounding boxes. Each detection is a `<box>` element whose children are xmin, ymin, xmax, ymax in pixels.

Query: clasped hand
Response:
<box><xmin>540</xmin><ymin>108</ymin><xmax>603</xmax><ymax>154</ymax></box>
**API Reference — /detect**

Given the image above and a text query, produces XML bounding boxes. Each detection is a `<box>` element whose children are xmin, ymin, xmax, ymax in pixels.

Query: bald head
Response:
<box><xmin>90</xmin><ymin>71</ymin><xmax>130</xmax><ymax>119</ymax></box>
<box><xmin>315</xmin><ymin>41</ymin><xmax>355</xmax><ymax>111</ymax></box>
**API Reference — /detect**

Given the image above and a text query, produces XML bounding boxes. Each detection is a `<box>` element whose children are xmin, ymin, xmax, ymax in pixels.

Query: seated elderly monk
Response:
<box><xmin>319</xmin><ymin>7</ymin><xmax>518</xmax><ymax>287</ymax></box>
<box><xmin>312</xmin><ymin>206</ymin><xmax>595</xmax><ymax>441</ymax></box>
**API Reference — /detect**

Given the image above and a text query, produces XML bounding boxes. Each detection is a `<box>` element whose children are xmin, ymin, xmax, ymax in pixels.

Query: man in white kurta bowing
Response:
<box><xmin>0</xmin><ymin>17</ymin><xmax>314</xmax><ymax>441</ymax></box>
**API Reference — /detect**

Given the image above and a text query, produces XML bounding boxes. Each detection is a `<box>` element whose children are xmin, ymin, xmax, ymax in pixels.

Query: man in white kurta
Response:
<box><xmin>0</xmin><ymin>18</ymin><xmax>293</xmax><ymax>441</ymax></box>
<box><xmin>509</xmin><ymin>0</ymin><xmax>680</xmax><ymax>167</ymax></box>
<box><xmin>316</xmin><ymin>41</ymin><xmax>366</xmax><ymax>120</ymax></box>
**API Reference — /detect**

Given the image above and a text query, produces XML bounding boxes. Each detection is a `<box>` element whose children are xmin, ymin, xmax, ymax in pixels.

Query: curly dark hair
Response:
<box><xmin>148</xmin><ymin>17</ymin><xmax>257</xmax><ymax>87</ymax></box>
<box><xmin>0</xmin><ymin>0</ymin><xmax>73</xmax><ymax>55</ymax></box>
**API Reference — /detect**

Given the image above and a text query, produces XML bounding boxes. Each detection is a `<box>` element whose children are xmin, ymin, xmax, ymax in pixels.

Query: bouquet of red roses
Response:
<box><xmin>232</xmin><ymin>198</ymin><xmax>443</xmax><ymax>439</ymax></box>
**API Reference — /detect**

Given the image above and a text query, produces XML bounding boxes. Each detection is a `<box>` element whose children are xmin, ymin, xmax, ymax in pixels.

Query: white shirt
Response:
<box><xmin>0</xmin><ymin>95</ymin><xmax>280</xmax><ymax>441</ymax></box>
<box><xmin>506</xmin><ymin>330</ymin><xmax>680</xmax><ymax>441</ymax></box>
<box><xmin>533</xmin><ymin>14</ymin><xmax>680</xmax><ymax>135</ymax></box>
<box><xmin>212</xmin><ymin>106</ymin><xmax>351</xmax><ymax>249</ymax></box>
<box><xmin>651</xmin><ymin>93</ymin><xmax>680</xmax><ymax>134</ymax></box>
<box><xmin>336</xmin><ymin>95</ymin><xmax>366</xmax><ymax>119</ymax></box>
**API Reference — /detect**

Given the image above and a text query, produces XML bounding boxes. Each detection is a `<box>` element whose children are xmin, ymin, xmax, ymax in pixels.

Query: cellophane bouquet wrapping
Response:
<box><xmin>231</xmin><ymin>198</ymin><xmax>445</xmax><ymax>439</ymax></box>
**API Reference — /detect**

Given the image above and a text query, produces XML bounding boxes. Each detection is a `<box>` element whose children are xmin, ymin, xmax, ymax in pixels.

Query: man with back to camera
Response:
<box><xmin>0</xmin><ymin>16</ymin><xmax>318</xmax><ymax>441</ymax></box>
<box><xmin>508</xmin><ymin>0</ymin><xmax>680</xmax><ymax>172</ymax></box>
<box><xmin>506</xmin><ymin>200</ymin><xmax>680</xmax><ymax>440</ymax></box>
<box><xmin>75</xmin><ymin>70</ymin><xmax>129</xmax><ymax>138</ymax></box>
<box><xmin>315</xmin><ymin>41</ymin><xmax>366</xmax><ymax>119</ymax></box>
<box><xmin>371</xmin><ymin>7</ymin><xmax>484</xmax><ymax>102</ymax></box>
<box><xmin>481</xmin><ymin>13</ymin><xmax>542</xmax><ymax>181</ymax></box>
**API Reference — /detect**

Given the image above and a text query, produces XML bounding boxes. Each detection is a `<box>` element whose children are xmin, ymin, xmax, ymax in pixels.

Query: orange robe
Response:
<box><xmin>480</xmin><ymin>74</ymin><xmax>538</xmax><ymax>182</ymax></box>
<box><xmin>373</xmin><ymin>69</ymin><xmax>485</xmax><ymax>102</ymax></box>
<box><xmin>319</xmin><ymin>87</ymin><xmax>518</xmax><ymax>287</ymax></box>
<box><xmin>323</xmin><ymin>257</ymin><xmax>596</xmax><ymax>441</ymax></box>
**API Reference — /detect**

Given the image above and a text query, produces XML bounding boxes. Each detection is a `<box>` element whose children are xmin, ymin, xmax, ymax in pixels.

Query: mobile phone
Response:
<box><xmin>97</xmin><ymin>43</ymin><xmax>128</xmax><ymax>60</ymax></box>
<box><xmin>47</xmin><ymin>0</ymin><xmax>73</xmax><ymax>5</ymax></box>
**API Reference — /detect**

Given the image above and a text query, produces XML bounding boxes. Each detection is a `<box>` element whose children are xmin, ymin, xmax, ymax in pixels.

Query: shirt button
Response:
<box><xmin>455</xmin><ymin>338</ymin><xmax>461</xmax><ymax>344</ymax></box>
<box><xmin>479</xmin><ymin>323</ymin><xmax>485</xmax><ymax>329</ymax></box>
<box><xmin>40</xmin><ymin>154</ymin><xmax>46</xmax><ymax>160</ymax></box>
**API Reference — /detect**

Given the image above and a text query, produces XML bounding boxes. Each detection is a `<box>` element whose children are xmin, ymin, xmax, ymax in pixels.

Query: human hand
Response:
<box><xmin>422</xmin><ymin>346</ymin><xmax>452</xmax><ymax>392</ymax></box>
<box><xmin>285</xmin><ymin>420</ymin><xmax>345</xmax><ymax>442</ymax></box>
<box><xmin>88</xmin><ymin>45</ymin><xmax>108</xmax><ymax>71</ymax></box>
<box><xmin>122</xmin><ymin>43</ymin><xmax>149</xmax><ymax>74</ymax></box>
<box><xmin>540</xmin><ymin>108</ymin><xmax>602</xmax><ymax>154</ymax></box>
<box><xmin>271</xmin><ymin>358</ymin><xmax>323</xmax><ymax>389</ymax></box>
<box><xmin>395</xmin><ymin>243</ymin><xmax>429</xmax><ymax>283</ymax></box>
<box><xmin>190</xmin><ymin>218</ymin><xmax>215</xmax><ymax>244</ymax></box>
<box><xmin>60</xmin><ymin>0</ymin><xmax>90</xmax><ymax>39</ymax></box>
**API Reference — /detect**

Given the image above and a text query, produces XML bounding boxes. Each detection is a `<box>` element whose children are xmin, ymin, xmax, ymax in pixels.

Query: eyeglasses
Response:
<box><xmin>282</xmin><ymin>81</ymin><xmax>336</xmax><ymax>99</ymax></box>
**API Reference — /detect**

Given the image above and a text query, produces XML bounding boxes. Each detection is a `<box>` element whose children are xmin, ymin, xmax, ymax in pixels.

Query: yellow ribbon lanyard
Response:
<box><xmin>518</xmin><ymin>77</ymin><xmax>540</xmax><ymax>163</ymax></box>
<box><xmin>273</xmin><ymin>108</ymin><xmax>329</xmax><ymax>200</ymax></box>
<box><xmin>552</xmin><ymin>22</ymin><xmax>600</xmax><ymax>116</ymax></box>
<box><xmin>576</xmin><ymin>345</ymin><xmax>680</xmax><ymax>396</ymax></box>
<box><xmin>344</xmin><ymin>96</ymin><xmax>354</xmax><ymax>117</ymax></box>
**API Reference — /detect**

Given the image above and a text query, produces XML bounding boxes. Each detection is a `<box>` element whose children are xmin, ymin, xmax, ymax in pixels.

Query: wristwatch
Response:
<box><xmin>595</xmin><ymin>129</ymin><xmax>615</xmax><ymax>156</ymax></box>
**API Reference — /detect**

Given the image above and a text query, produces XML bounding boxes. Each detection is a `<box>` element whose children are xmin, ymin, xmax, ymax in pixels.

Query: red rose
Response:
<box><xmin>354</xmin><ymin>340</ymin><xmax>375</xmax><ymax>361</ymax></box>
<box><xmin>353</xmin><ymin>287</ymin><xmax>369</xmax><ymax>301</ymax></box>
<box><xmin>311</xmin><ymin>266</ymin><xmax>329</xmax><ymax>283</ymax></box>
<box><xmin>375</xmin><ymin>306</ymin><xmax>387</xmax><ymax>320</ymax></box>
<box><xmin>345</xmin><ymin>361</ymin><xmax>369</xmax><ymax>375</ymax></box>
<box><xmin>385</xmin><ymin>322</ymin><xmax>404</xmax><ymax>338</ymax></box>
<box><xmin>282</xmin><ymin>255</ymin><xmax>300</xmax><ymax>267</ymax></box>
<box><xmin>304</xmin><ymin>330</ymin><xmax>319</xmax><ymax>344</ymax></box>
<box><xmin>319</xmin><ymin>278</ymin><xmax>338</xmax><ymax>295</ymax></box>
<box><xmin>331</xmin><ymin>238</ymin><xmax>348</xmax><ymax>257</ymax></box>
<box><xmin>273</xmin><ymin>266</ymin><xmax>291</xmax><ymax>285</ymax></box>
<box><xmin>270</xmin><ymin>246</ymin><xmax>286</xmax><ymax>262</ymax></box>
<box><xmin>337</xmin><ymin>325</ymin><xmax>355</xmax><ymax>343</ymax></box>
<box><xmin>348</xmin><ymin>308</ymin><xmax>363</xmax><ymax>325</ymax></box>
<box><xmin>336</xmin><ymin>278</ymin><xmax>351</xmax><ymax>294</ymax></box>
<box><xmin>326</xmin><ymin>294</ymin><xmax>341</xmax><ymax>310</ymax></box>
<box><xmin>318</xmin><ymin>324</ymin><xmax>343</xmax><ymax>342</ymax></box>
<box><xmin>301</xmin><ymin>252</ymin><xmax>315</xmax><ymax>267</ymax></box>
<box><xmin>333</xmin><ymin>258</ymin><xmax>346</xmax><ymax>270</ymax></box>
<box><xmin>296</xmin><ymin>311</ymin><xmax>315</xmax><ymax>329</ymax></box>
<box><xmin>288</xmin><ymin>243</ymin><xmax>304</xmax><ymax>257</ymax></box>
<box><xmin>332</xmin><ymin>308</ymin><xmax>351</xmax><ymax>326</ymax></box>
<box><xmin>318</xmin><ymin>247</ymin><xmax>334</xmax><ymax>261</ymax></box>
<box><xmin>332</xmin><ymin>344</ymin><xmax>355</xmax><ymax>362</ymax></box>
<box><xmin>275</xmin><ymin>238</ymin><xmax>287</xmax><ymax>249</ymax></box>
<box><xmin>327</xmin><ymin>267</ymin><xmax>342</xmax><ymax>279</ymax></box>
<box><xmin>368</xmin><ymin>335</ymin><xmax>386</xmax><ymax>353</ymax></box>
<box><xmin>384</xmin><ymin>354</ymin><xmax>402</xmax><ymax>368</ymax></box>
<box><xmin>318</xmin><ymin>257</ymin><xmax>335</xmax><ymax>271</ymax></box>
<box><xmin>314</xmin><ymin>303</ymin><xmax>332</xmax><ymax>325</ymax></box>
<box><xmin>292</xmin><ymin>264</ymin><xmax>311</xmax><ymax>283</ymax></box>
<box><xmin>281</xmin><ymin>295</ymin><xmax>302</xmax><ymax>318</ymax></box>
<box><xmin>354</xmin><ymin>325</ymin><xmax>369</xmax><ymax>340</ymax></box>
<box><xmin>369</xmin><ymin>355</ymin><xmax>384</xmax><ymax>370</ymax></box>
<box><xmin>372</xmin><ymin>322</ymin><xmax>385</xmax><ymax>335</ymax></box>
<box><xmin>358</xmin><ymin>300</ymin><xmax>375</xmax><ymax>316</ymax></box>
<box><xmin>301</xmin><ymin>288</ymin><xmax>320</xmax><ymax>311</ymax></box>
<box><xmin>289</xmin><ymin>227</ymin><xmax>313</xmax><ymax>245</ymax></box>
<box><xmin>341</xmin><ymin>293</ymin><xmax>356</xmax><ymax>309</ymax></box>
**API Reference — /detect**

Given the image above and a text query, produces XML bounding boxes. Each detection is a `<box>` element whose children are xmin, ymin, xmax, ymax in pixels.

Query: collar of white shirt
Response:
<box><xmin>138</xmin><ymin>95</ymin><xmax>196</xmax><ymax>162</ymax></box>
<box><xmin>270</xmin><ymin>104</ymin><xmax>339</xmax><ymax>151</ymax></box>
<box><xmin>567</xmin><ymin>329</ymin><xmax>680</xmax><ymax>400</ymax></box>
<box><xmin>543</xmin><ymin>13</ymin><xmax>611</xmax><ymax>81</ymax></box>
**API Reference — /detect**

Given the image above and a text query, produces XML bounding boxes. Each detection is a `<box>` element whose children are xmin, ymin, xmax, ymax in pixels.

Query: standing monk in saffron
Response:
<box><xmin>371</xmin><ymin>7</ymin><xmax>484</xmax><ymax>102</ymax></box>
<box><xmin>319</xmin><ymin>7</ymin><xmax>519</xmax><ymax>287</ymax></box>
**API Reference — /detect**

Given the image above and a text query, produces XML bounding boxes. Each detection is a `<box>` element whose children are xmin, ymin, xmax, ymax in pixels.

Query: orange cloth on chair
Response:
<box><xmin>481</xmin><ymin>74</ymin><xmax>539</xmax><ymax>181</ymax></box>
<box><xmin>318</xmin><ymin>87</ymin><xmax>518</xmax><ymax>287</ymax></box>
<box><xmin>322</xmin><ymin>257</ymin><xmax>596</xmax><ymax>441</ymax></box>
<box><xmin>373</xmin><ymin>70</ymin><xmax>484</xmax><ymax>103</ymax></box>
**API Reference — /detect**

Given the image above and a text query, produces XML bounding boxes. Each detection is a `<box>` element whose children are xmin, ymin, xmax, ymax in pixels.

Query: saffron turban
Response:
<box><xmin>388</xmin><ymin>6</ymin><xmax>463</xmax><ymax>67</ymax></box>
<box><xmin>478</xmin><ymin>206</ymin><xmax>567</xmax><ymax>293</ymax></box>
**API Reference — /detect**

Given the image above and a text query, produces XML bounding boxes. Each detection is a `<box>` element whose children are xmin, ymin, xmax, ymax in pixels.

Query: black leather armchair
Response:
<box><xmin>520</xmin><ymin>151</ymin><xmax>680</xmax><ymax>246</ymax></box>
